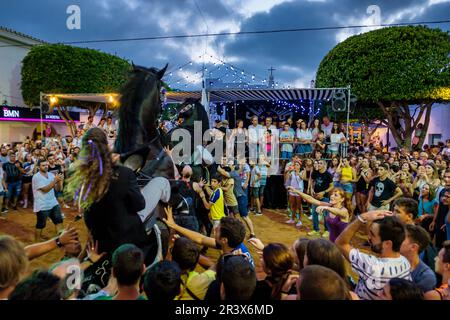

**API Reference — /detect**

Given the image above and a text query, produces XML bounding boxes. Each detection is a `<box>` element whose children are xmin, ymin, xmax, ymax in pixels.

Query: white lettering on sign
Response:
<box><xmin>3</xmin><ymin>109</ymin><xmax>20</xmax><ymax>118</ymax></box>
<box><xmin>45</xmin><ymin>115</ymin><xmax>61</xmax><ymax>120</ymax></box>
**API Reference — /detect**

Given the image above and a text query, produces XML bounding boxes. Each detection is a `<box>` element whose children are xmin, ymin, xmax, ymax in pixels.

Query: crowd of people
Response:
<box><xmin>0</xmin><ymin>113</ymin><xmax>449</xmax><ymax>301</ymax></box>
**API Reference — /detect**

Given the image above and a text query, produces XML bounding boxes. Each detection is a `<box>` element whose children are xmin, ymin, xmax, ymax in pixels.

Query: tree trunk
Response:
<box><xmin>87</xmin><ymin>103</ymin><xmax>101</xmax><ymax>118</ymax></box>
<box><xmin>101</xmin><ymin>104</ymin><xmax>109</xmax><ymax>119</ymax></box>
<box><xmin>56</xmin><ymin>106</ymin><xmax>77</xmax><ymax>137</ymax></box>
<box><xmin>377</xmin><ymin>101</ymin><xmax>406</xmax><ymax>150</ymax></box>
<box><xmin>376</xmin><ymin>101</ymin><xmax>434</xmax><ymax>151</ymax></box>
<box><xmin>416</xmin><ymin>102</ymin><xmax>433</xmax><ymax>149</ymax></box>
<box><xmin>400</xmin><ymin>102</ymin><xmax>412</xmax><ymax>150</ymax></box>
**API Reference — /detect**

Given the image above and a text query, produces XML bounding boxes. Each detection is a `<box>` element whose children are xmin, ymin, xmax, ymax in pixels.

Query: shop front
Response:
<box><xmin>0</xmin><ymin>106</ymin><xmax>80</xmax><ymax>143</ymax></box>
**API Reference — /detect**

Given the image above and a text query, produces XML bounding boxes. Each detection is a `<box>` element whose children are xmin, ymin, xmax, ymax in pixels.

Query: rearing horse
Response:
<box><xmin>115</xmin><ymin>63</ymin><xmax>173</xmax><ymax>266</ymax></box>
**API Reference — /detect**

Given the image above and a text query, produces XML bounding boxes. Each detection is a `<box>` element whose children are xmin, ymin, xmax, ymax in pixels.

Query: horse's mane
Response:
<box><xmin>115</xmin><ymin>65</ymin><xmax>167</xmax><ymax>154</ymax></box>
<box><xmin>178</xmin><ymin>98</ymin><xmax>210</xmax><ymax>134</ymax></box>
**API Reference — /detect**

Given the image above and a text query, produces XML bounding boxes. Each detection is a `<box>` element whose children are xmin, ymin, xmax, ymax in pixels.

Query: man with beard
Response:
<box><xmin>170</xmin><ymin>165</ymin><xmax>200</xmax><ymax>232</ymax></box>
<box><xmin>3</xmin><ymin>153</ymin><xmax>25</xmax><ymax>211</ymax></box>
<box><xmin>336</xmin><ymin>211</ymin><xmax>411</xmax><ymax>300</ymax></box>
<box><xmin>0</xmin><ymin>145</ymin><xmax>9</xmax><ymax>164</ymax></box>
<box><xmin>32</xmin><ymin>159</ymin><xmax>64</xmax><ymax>241</ymax></box>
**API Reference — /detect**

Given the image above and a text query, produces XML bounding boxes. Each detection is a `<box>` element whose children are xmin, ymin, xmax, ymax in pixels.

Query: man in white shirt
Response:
<box><xmin>336</xmin><ymin>211</ymin><xmax>411</xmax><ymax>300</ymax></box>
<box><xmin>83</xmin><ymin>115</ymin><xmax>96</xmax><ymax>131</ymax></box>
<box><xmin>264</xmin><ymin>117</ymin><xmax>277</xmax><ymax>133</ymax></box>
<box><xmin>320</xmin><ymin>116</ymin><xmax>333</xmax><ymax>139</ymax></box>
<box><xmin>71</xmin><ymin>130</ymin><xmax>83</xmax><ymax>149</ymax></box>
<box><xmin>32</xmin><ymin>159</ymin><xmax>64</xmax><ymax>242</ymax></box>
<box><xmin>248</xmin><ymin>116</ymin><xmax>263</xmax><ymax>163</ymax></box>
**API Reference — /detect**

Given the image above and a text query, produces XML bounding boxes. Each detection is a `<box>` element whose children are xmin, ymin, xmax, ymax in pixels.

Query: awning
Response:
<box><xmin>44</xmin><ymin>88</ymin><xmax>342</xmax><ymax>105</ymax></box>
<box><xmin>49</xmin><ymin>93</ymin><xmax>120</xmax><ymax>104</ymax></box>
<box><xmin>166</xmin><ymin>88</ymin><xmax>338</xmax><ymax>103</ymax></box>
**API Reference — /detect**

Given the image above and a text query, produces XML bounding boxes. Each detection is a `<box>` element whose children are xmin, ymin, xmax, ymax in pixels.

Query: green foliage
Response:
<box><xmin>316</xmin><ymin>26</ymin><xmax>450</xmax><ymax>103</ymax></box>
<box><xmin>21</xmin><ymin>44</ymin><xmax>132</xmax><ymax>106</ymax></box>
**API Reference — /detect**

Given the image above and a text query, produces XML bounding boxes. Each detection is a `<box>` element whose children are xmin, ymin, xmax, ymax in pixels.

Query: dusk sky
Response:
<box><xmin>1</xmin><ymin>0</ymin><xmax>450</xmax><ymax>90</ymax></box>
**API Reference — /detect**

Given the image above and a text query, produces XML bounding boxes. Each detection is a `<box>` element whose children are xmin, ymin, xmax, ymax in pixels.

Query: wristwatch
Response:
<box><xmin>55</xmin><ymin>237</ymin><xmax>63</xmax><ymax>248</ymax></box>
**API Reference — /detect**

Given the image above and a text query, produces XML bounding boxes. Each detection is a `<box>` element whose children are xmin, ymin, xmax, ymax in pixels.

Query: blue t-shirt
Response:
<box><xmin>250</xmin><ymin>166</ymin><xmax>261</xmax><ymax>188</ymax></box>
<box><xmin>411</xmin><ymin>259</ymin><xmax>437</xmax><ymax>292</ymax></box>
<box><xmin>240</xmin><ymin>163</ymin><xmax>251</xmax><ymax>187</ymax></box>
<box><xmin>232</xmin><ymin>243</ymin><xmax>255</xmax><ymax>268</ymax></box>
<box><xmin>418</xmin><ymin>197</ymin><xmax>438</xmax><ymax>217</ymax></box>
<box><xmin>280</xmin><ymin>131</ymin><xmax>294</xmax><ymax>152</ymax></box>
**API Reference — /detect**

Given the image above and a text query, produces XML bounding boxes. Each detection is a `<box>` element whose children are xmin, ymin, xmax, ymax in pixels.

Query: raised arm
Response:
<box><xmin>288</xmin><ymin>188</ymin><xmax>329</xmax><ymax>207</ymax></box>
<box><xmin>318</xmin><ymin>206</ymin><xmax>349</xmax><ymax>219</ymax></box>
<box><xmin>163</xmin><ymin>206</ymin><xmax>216</xmax><ymax>248</ymax></box>
<box><xmin>217</xmin><ymin>166</ymin><xmax>231</xmax><ymax>178</ymax></box>
<box><xmin>25</xmin><ymin>227</ymin><xmax>78</xmax><ymax>260</ymax></box>
<box><xmin>35</xmin><ymin>175</ymin><xmax>61</xmax><ymax>194</ymax></box>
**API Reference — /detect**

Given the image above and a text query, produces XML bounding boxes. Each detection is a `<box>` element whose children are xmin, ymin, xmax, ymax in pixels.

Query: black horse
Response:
<box><xmin>115</xmin><ymin>63</ymin><xmax>174</xmax><ymax>180</ymax></box>
<box><xmin>161</xmin><ymin>98</ymin><xmax>216</xmax><ymax>183</ymax></box>
<box><xmin>114</xmin><ymin>63</ymin><xmax>174</xmax><ymax>267</ymax></box>
<box><xmin>162</xmin><ymin>98</ymin><xmax>209</xmax><ymax>154</ymax></box>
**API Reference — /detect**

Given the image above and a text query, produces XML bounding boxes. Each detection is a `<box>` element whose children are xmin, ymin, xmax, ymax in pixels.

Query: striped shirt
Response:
<box><xmin>258</xmin><ymin>165</ymin><xmax>268</xmax><ymax>186</ymax></box>
<box><xmin>349</xmin><ymin>248</ymin><xmax>411</xmax><ymax>300</ymax></box>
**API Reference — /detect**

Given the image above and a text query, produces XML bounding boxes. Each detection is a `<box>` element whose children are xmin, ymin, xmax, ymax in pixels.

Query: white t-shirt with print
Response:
<box><xmin>349</xmin><ymin>248</ymin><xmax>411</xmax><ymax>300</ymax></box>
<box><xmin>32</xmin><ymin>171</ymin><xmax>59</xmax><ymax>212</ymax></box>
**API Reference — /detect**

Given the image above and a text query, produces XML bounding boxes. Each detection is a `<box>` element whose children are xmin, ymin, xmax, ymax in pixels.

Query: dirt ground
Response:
<box><xmin>0</xmin><ymin>205</ymin><xmax>366</xmax><ymax>280</ymax></box>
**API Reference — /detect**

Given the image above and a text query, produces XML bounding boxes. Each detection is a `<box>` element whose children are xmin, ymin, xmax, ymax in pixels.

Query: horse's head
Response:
<box><xmin>115</xmin><ymin>63</ymin><xmax>168</xmax><ymax>154</ymax></box>
<box><xmin>177</xmin><ymin>98</ymin><xmax>210</xmax><ymax>134</ymax></box>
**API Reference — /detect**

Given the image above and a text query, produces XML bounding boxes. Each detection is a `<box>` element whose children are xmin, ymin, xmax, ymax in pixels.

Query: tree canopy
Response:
<box><xmin>316</xmin><ymin>25</ymin><xmax>450</xmax><ymax>149</ymax></box>
<box><xmin>21</xmin><ymin>44</ymin><xmax>131</xmax><ymax>106</ymax></box>
<box><xmin>316</xmin><ymin>25</ymin><xmax>450</xmax><ymax>102</ymax></box>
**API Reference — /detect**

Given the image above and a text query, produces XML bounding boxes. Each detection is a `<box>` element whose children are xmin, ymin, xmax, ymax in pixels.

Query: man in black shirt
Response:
<box><xmin>170</xmin><ymin>165</ymin><xmax>199</xmax><ymax>232</ymax></box>
<box><xmin>430</xmin><ymin>169</ymin><xmax>450</xmax><ymax>248</ymax></box>
<box><xmin>308</xmin><ymin>159</ymin><xmax>334</xmax><ymax>236</ymax></box>
<box><xmin>366</xmin><ymin>163</ymin><xmax>403</xmax><ymax>211</ymax></box>
<box><xmin>3</xmin><ymin>153</ymin><xmax>25</xmax><ymax>210</ymax></box>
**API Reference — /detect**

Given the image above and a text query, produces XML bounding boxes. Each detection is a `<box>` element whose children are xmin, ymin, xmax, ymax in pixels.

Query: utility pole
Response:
<box><xmin>268</xmin><ymin>67</ymin><xmax>276</xmax><ymax>88</ymax></box>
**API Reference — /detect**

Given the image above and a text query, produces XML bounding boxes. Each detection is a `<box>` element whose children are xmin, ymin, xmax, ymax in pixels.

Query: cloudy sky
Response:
<box><xmin>1</xmin><ymin>0</ymin><xmax>450</xmax><ymax>90</ymax></box>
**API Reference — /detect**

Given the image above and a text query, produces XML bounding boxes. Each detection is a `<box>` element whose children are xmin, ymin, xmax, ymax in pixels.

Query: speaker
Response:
<box><xmin>332</xmin><ymin>90</ymin><xmax>347</xmax><ymax>112</ymax></box>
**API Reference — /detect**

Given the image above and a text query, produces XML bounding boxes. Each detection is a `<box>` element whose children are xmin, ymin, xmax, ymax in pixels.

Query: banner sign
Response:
<box><xmin>0</xmin><ymin>106</ymin><xmax>80</xmax><ymax>123</ymax></box>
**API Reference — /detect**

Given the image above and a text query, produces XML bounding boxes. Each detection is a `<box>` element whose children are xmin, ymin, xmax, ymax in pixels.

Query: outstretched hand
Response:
<box><xmin>199</xmin><ymin>178</ymin><xmax>208</xmax><ymax>189</ymax></box>
<box><xmin>59</xmin><ymin>227</ymin><xmax>79</xmax><ymax>246</ymax></box>
<box><xmin>86</xmin><ymin>238</ymin><xmax>107</xmax><ymax>264</ymax></box>
<box><xmin>360</xmin><ymin>210</ymin><xmax>393</xmax><ymax>222</ymax></box>
<box><xmin>163</xmin><ymin>206</ymin><xmax>176</xmax><ymax>227</ymax></box>
<box><xmin>111</xmin><ymin>153</ymin><xmax>121</xmax><ymax>164</ymax></box>
<box><xmin>248</xmin><ymin>237</ymin><xmax>265</xmax><ymax>252</ymax></box>
<box><xmin>316</xmin><ymin>206</ymin><xmax>327</xmax><ymax>214</ymax></box>
<box><xmin>163</xmin><ymin>146</ymin><xmax>173</xmax><ymax>158</ymax></box>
